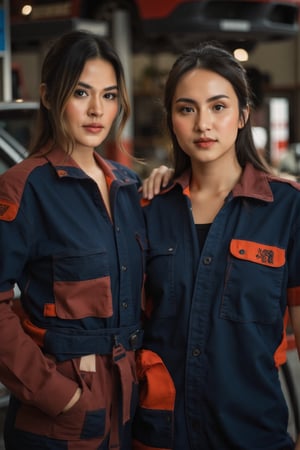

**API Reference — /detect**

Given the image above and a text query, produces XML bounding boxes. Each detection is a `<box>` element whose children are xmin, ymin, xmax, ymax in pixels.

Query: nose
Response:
<box><xmin>88</xmin><ymin>97</ymin><xmax>103</xmax><ymax>117</ymax></box>
<box><xmin>195</xmin><ymin>109</ymin><xmax>212</xmax><ymax>131</ymax></box>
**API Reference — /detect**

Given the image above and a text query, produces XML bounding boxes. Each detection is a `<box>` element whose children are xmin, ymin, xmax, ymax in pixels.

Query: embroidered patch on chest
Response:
<box><xmin>256</xmin><ymin>248</ymin><xmax>274</xmax><ymax>264</ymax></box>
<box><xmin>230</xmin><ymin>239</ymin><xmax>285</xmax><ymax>267</ymax></box>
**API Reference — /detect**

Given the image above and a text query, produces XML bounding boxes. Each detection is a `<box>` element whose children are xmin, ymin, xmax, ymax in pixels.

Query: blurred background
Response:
<box><xmin>0</xmin><ymin>1</ymin><xmax>300</xmax><ymax>447</ymax></box>
<box><xmin>2</xmin><ymin>0</ymin><xmax>300</xmax><ymax>178</ymax></box>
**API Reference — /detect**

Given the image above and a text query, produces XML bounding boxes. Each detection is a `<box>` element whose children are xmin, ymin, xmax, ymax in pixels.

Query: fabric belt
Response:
<box><xmin>43</xmin><ymin>324</ymin><xmax>143</xmax><ymax>362</ymax></box>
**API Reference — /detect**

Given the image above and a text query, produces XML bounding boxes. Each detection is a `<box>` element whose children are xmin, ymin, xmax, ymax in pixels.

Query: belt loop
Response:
<box><xmin>113</xmin><ymin>336</ymin><xmax>126</xmax><ymax>362</ymax></box>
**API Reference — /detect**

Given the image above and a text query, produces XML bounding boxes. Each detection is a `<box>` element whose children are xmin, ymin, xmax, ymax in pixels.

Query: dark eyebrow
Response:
<box><xmin>175</xmin><ymin>94</ymin><xmax>230</xmax><ymax>104</ymax></box>
<box><xmin>77</xmin><ymin>81</ymin><xmax>118</xmax><ymax>91</ymax></box>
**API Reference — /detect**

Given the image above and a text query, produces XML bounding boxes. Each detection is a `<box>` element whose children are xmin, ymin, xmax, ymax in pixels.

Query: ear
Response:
<box><xmin>40</xmin><ymin>83</ymin><xmax>50</xmax><ymax>109</ymax></box>
<box><xmin>238</xmin><ymin>104</ymin><xmax>250</xmax><ymax>129</ymax></box>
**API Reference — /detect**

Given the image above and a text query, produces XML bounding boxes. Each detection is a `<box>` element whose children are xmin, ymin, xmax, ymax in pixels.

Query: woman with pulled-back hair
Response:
<box><xmin>0</xmin><ymin>30</ymin><xmax>146</xmax><ymax>449</ymax></box>
<box><xmin>135</xmin><ymin>43</ymin><xmax>300</xmax><ymax>449</ymax></box>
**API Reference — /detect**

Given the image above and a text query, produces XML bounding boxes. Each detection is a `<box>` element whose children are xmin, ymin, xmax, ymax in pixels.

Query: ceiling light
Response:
<box><xmin>21</xmin><ymin>5</ymin><xmax>33</xmax><ymax>16</ymax></box>
<box><xmin>234</xmin><ymin>48</ymin><xmax>249</xmax><ymax>62</ymax></box>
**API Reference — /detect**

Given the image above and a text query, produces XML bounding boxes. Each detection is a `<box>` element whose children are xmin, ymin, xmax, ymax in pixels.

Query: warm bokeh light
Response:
<box><xmin>234</xmin><ymin>48</ymin><xmax>249</xmax><ymax>62</ymax></box>
<box><xmin>21</xmin><ymin>5</ymin><xmax>33</xmax><ymax>16</ymax></box>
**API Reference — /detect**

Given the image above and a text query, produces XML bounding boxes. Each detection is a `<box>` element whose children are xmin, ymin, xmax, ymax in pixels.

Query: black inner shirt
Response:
<box><xmin>195</xmin><ymin>223</ymin><xmax>212</xmax><ymax>253</ymax></box>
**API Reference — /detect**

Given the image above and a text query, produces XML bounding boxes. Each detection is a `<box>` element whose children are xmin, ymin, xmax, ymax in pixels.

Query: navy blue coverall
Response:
<box><xmin>133</xmin><ymin>163</ymin><xmax>300</xmax><ymax>450</ymax></box>
<box><xmin>0</xmin><ymin>146</ymin><xmax>146</xmax><ymax>449</ymax></box>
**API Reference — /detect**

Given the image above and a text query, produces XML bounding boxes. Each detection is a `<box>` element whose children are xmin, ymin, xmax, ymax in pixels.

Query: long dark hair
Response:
<box><xmin>29</xmin><ymin>30</ymin><xmax>130</xmax><ymax>155</ymax></box>
<box><xmin>164</xmin><ymin>42</ymin><xmax>270</xmax><ymax>177</ymax></box>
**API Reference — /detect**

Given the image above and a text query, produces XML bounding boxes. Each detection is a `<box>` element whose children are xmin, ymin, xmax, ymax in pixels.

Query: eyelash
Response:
<box><xmin>214</xmin><ymin>104</ymin><xmax>225</xmax><ymax>111</ymax></box>
<box><xmin>178</xmin><ymin>106</ymin><xmax>194</xmax><ymax>114</ymax></box>
<box><xmin>74</xmin><ymin>89</ymin><xmax>87</xmax><ymax>97</ymax></box>
<box><xmin>104</xmin><ymin>92</ymin><xmax>118</xmax><ymax>100</ymax></box>
<box><xmin>73</xmin><ymin>90</ymin><xmax>118</xmax><ymax>100</ymax></box>
<box><xmin>178</xmin><ymin>104</ymin><xmax>225</xmax><ymax>114</ymax></box>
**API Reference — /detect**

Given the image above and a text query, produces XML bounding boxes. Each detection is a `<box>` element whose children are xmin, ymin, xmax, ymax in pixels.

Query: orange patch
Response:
<box><xmin>105</xmin><ymin>174</ymin><xmax>113</xmax><ymax>189</ymax></box>
<box><xmin>136</xmin><ymin>349</ymin><xmax>175</xmax><ymax>411</ymax></box>
<box><xmin>12</xmin><ymin>300</ymin><xmax>46</xmax><ymax>347</ymax></box>
<box><xmin>183</xmin><ymin>185</ymin><xmax>190</xmax><ymax>197</ymax></box>
<box><xmin>22</xmin><ymin>318</ymin><xmax>46</xmax><ymax>348</ymax></box>
<box><xmin>43</xmin><ymin>303</ymin><xmax>57</xmax><ymax>317</ymax></box>
<box><xmin>0</xmin><ymin>199</ymin><xmax>18</xmax><ymax>221</ymax></box>
<box><xmin>140</xmin><ymin>198</ymin><xmax>151</xmax><ymax>207</ymax></box>
<box><xmin>230</xmin><ymin>239</ymin><xmax>285</xmax><ymax>267</ymax></box>
<box><xmin>273</xmin><ymin>308</ymin><xmax>289</xmax><ymax>367</ymax></box>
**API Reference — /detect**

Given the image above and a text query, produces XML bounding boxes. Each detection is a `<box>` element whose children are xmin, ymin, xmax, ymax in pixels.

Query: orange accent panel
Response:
<box><xmin>22</xmin><ymin>318</ymin><xmax>46</xmax><ymax>348</ymax></box>
<box><xmin>57</xmin><ymin>169</ymin><xmax>68</xmax><ymax>177</ymax></box>
<box><xmin>288</xmin><ymin>286</ymin><xmax>300</xmax><ymax>306</ymax></box>
<box><xmin>140</xmin><ymin>198</ymin><xmax>151</xmax><ymax>207</ymax></box>
<box><xmin>105</xmin><ymin>174</ymin><xmax>113</xmax><ymax>190</ymax></box>
<box><xmin>274</xmin><ymin>308</ymin><xmax>289</xmax><ymax>367</ymax></box>
<box><xmin>183</xmin><ymin>185</ymin><xmax>190</xmax><ymax>197</ymax></box>
<box><xmin>230</xmin><ymin>239</ymin><xmax>285</xmax><ymax>267</ymax></box>
<box><xmin>11</xmin><ymin>300</ymin><xmax>46</xmax><ymax>347</ymax></box>
<box><xmin>44</xmin><ymin>303</ymin><xmax>57</xmax><ymax>317</ymax></box>
<box><xmin>136</xmin><ymin>349</ymin><xmax>175</xmax><ymax>410</ymax></box>
<box><xmin>0</xmin><ymin>199</ymin><xmax>18</xmax><ymax>221</ymax></box>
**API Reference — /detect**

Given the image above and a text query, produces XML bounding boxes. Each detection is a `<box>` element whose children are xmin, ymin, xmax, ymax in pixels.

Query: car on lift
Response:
<box><xmin>134</xmin><ymin>0</ymin><xmax>300</xmax><ymax>42</ymax></box>
<box><xmin>10</xmin><ymin>0</ymin><xmax>300</xmax><ymax>53</ymax></box>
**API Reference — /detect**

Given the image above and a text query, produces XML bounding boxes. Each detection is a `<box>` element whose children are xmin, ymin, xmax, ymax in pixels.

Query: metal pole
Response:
<box><xmin>111</xmin><ymin>8</ymin><xmax>134</xmax><ymax>166</ymax></box>
<box><xmin>2</xmin><ymin>0</ymin><xmax>12</xmax><ymax>101</ymax></box>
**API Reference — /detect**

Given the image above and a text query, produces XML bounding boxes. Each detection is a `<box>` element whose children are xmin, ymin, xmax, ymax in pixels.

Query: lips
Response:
<box><xmin>194</xmin><ymin>138</ymin><xmax>216</xmax><ymax>148</ymax></box>
<box><xmin>84</xmin><ymin>124</ymin><xmax>104</xmax><ymax>133</ymax></box>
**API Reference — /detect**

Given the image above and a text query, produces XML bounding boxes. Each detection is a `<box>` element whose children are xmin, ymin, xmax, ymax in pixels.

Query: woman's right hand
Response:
<box><xmin>142</xmin><ymin>166</ymin><xmax>174</xmax><ymax>200</ymax></box>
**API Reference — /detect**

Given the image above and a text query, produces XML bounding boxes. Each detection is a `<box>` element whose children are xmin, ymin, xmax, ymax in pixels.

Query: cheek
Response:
<box><xmin>64</xmin><ymin>104</ymin><xmax>80</xmax><ymax>124</ymax></box>
<box><xmin>108</xmin><ymin>104</ymin><xmax>119</xmax><ymax>122</ymax></box>
<box><xmin>222</xmin><ymin>114</ymin><xmax>241</xmax><ymax>135</ymax></box>
<box><xmin>172</xmin><ymin>117</ymin><xmax>188</xmax><ymax>139</ymax></box>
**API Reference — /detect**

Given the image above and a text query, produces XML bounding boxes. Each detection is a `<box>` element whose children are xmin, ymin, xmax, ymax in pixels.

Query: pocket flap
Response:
<box><xmin>230</xmin><ymin>239</ymin><xmax>285</xmax><ymax>268</ymax></box>
<box><xmin>136</xmin><ymin>349</ymin><xmax>175</xmax><ymax>411</ymax></box>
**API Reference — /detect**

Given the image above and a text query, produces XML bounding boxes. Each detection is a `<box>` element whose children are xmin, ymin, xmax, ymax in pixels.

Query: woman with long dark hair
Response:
<box><xmin>135</xmin><ymin>42</ymin><xmax>300</xmax><ymax>450</ymax></box>
<box><xmin>0</xmin><ymin>30</ymin><xmax>146</xmax><ymax>450</ymax></box>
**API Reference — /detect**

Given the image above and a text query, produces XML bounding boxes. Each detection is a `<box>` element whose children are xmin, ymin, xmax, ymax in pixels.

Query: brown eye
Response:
<box><xmin>104</xmin><ymin>92</ymin><xmax>118</xmax><ymax>100</ymax></box>
<box><xmin>74</xmin><ymin>89</ymin><xmax>87</xmax><ymax>97</ymax></box>
<box><xmin>213</xmin><ymin>104</ymin><xmax>225</xmax><ymax>111</ymax></box>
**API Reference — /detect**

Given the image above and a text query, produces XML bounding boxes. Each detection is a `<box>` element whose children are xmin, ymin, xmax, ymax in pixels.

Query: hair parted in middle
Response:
<box><xmin>163</xmin><ymin>42</ymin><xmax>270</xmax><ymax>177</ymax></box>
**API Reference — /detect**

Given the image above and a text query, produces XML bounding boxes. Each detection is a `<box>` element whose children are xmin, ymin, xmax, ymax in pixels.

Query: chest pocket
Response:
<box><xmin>221</xmin><ymin>239</ymin><xmax>285</xmax><ymax>324</ymax></box>
<box><xmin>52</xmin><ymin>248</ymin><xmax>113</xmax><ymax>320</ymax></box>
<box><xmin>145</xmin><ymin>243</ymin><xmax>177</xmax><ymax>318</ymax></box>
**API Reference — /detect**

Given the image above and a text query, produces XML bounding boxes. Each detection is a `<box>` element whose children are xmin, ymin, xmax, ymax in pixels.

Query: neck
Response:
<box><xmin>71</xmin><ymin>148</ymin><xmax>97</xmax><ymax>171</ymax></box>
<box><xmin>190</xmin><ymin>158</ymin><xmax>242</xmax><ymax>194</ymax></box>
